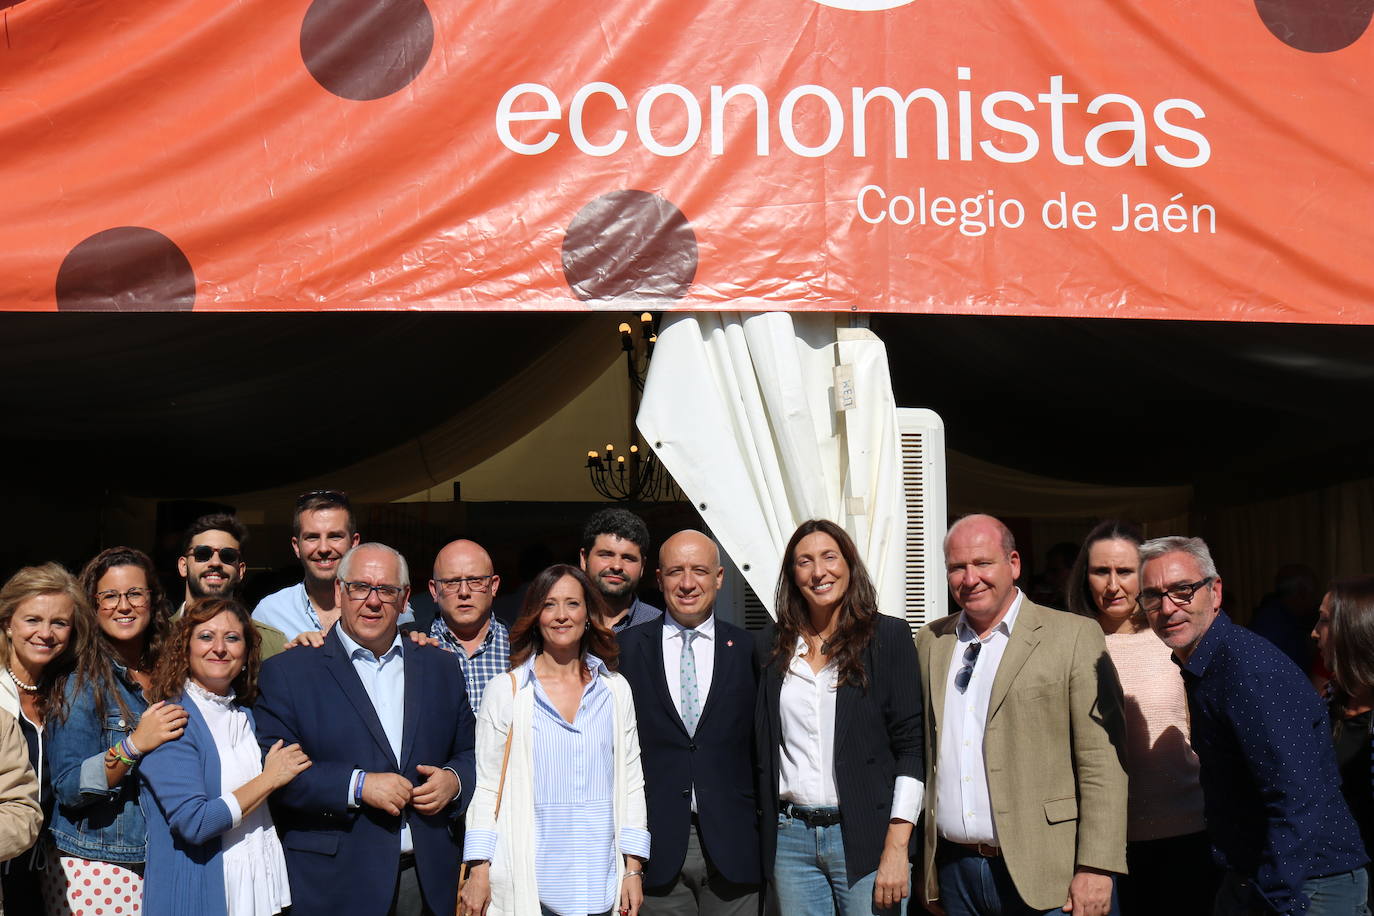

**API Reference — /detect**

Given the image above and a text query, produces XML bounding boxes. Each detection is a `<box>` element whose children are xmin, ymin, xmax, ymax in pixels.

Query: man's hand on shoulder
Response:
<box><xmin>1063</xmin><ymin>866</ymin><xmax>1114</xmax><ymax>916</ymax></box>
<box><xmin>406</xmin><ymin>630</ymin><xmax>440</xmax><ymax>648</ymax></box>
<box><xmin>284</xmin><ymin>630</ymin><xmax>327</xmax><ymax>650</ymax></box>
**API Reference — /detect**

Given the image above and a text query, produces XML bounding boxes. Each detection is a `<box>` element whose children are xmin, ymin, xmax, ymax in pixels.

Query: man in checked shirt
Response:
<box><xmin>427</xmin><ymin>539</ymin><xmax>510</xmax><ymax>714</ymax></box>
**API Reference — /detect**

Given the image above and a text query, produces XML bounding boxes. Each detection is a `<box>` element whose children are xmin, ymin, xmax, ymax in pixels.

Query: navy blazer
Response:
<box><xmin>254</xmin><ymin>630</ymin><xmax>477</xmax><ymax>916</ymax></box>
<box><xmin>755</xmin><ymin>614</ymin><xmax>924</xmax><ymax>886</ymax></box>
<box><xmin>617</xmin><ymin>616</ymin><xmax>763</xmax><ymax>888</ymax></box>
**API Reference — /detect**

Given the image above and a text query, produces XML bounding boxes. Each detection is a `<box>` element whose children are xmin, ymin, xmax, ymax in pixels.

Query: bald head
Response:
<box><xmin>658</xmin><ymin>530</ymin><xmax>723</xmax><ymax>629</ymax></box>
<box><xmin>945</xmin><ymin>515</ymin><xmax>1021</xmax><ymax>628</ymax></box>
<box><xmin>430</xmin><ymin>539</ymin><xmax>499</xmax><ymax>639</ymax></box>
<box><xmin>944</xmin><ymin>514</ymin><xmax>1016</xmax><ymax>558</ymax></box>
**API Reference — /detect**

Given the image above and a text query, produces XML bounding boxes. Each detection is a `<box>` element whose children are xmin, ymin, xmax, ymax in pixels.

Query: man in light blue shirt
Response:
<box><xmin>253</xmin><ymin>489</ymin><xmax>413</xmax><ymax>640</ymax></box>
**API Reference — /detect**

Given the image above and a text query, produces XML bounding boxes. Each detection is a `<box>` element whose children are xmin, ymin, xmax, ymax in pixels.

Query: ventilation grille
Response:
<box><xmin>897</xmin><ymin>407</ymin><xmax>947</xmax><ymax>638</ymax></box>
<box><xmin>743</xmin><ymin>581</ymin><xmax>770</xmax><ymax>631</ymax></box>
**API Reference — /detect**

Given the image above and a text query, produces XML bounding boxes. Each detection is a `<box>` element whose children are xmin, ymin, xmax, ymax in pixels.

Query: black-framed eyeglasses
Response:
<box><xmin>342</xmin><ymin>581</ymin><xmax>404</xmax><ymax>604</ymax></box>
<box><xmin>187</xmin><ymin>545</ymin><xmax>241</xmax><ymax>565</ymax></box>
<box><xmin>954</xmin><ymin>640</ymin><xmax>983</xmax><ymax>693</ymax></box>
<box><xmin>433</xmin><ymin>576</ymin><xmax>495</xmax><ymax>595</ymax></box>
<box><xmin>297</xmin><ymin>488</ymin><xmax>350</xmax><ymax>509</ymax></box>
<box><xmin>1138</xmin><ymin>577</ymin><xmax>1214</xmax><ymax>612</ymax></box>
<box><xmin>95</xmin><ymin>588</ymin><xmax>150</xmax><ymax>610</ymax></box>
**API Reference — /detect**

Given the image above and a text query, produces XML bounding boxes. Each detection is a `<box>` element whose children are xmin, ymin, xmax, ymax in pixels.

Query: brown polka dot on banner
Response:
<box><xmin>300</xmin><ymin>0</ymin><xmax>434</xmax><ymax>101</ymax></box>
<box><xmin>55</xmin><ymin>227</ymin><xmax>196</xmax><ymax>311</ymax></box>
<box><xmin>1254</xmin><ymin>0</ymin><xmax>1372</xmax><ymax>52</ymax></box>
<box><xmin>561</xmin><ymin>190</ymin><xmax>698</xmax><ymax>304</ymax></box>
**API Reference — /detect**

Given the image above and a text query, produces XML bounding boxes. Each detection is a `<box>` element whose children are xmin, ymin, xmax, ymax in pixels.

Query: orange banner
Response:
<box><xmin>1</xmin><ymin>0</ymin><xmax>1370</xmax><ymax>320</ymax></box>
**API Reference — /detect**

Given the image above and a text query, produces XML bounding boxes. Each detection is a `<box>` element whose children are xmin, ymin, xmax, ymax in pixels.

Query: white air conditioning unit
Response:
<box><xmin>897</xmin><ymin>407</ymin><xmax>948</xmax><ymax>634</ymax></box>
<box><xmin>716</xmin><ymin>407</ymin><xmax>948</xmax><ymax>635</ymax></box>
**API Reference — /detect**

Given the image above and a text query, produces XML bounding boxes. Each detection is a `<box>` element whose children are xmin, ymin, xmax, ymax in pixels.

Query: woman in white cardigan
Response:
<box><xmin>461</xmin><ymin>564</ymin><xmax>649</xmax><ymax>916</ymax></box>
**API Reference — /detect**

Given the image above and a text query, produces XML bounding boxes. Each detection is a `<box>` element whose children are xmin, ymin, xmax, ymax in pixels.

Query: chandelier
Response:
<box><xmin>584</xmin><ymin>313</ymin><xmax>682</xmax><ymax>502</ymax></box>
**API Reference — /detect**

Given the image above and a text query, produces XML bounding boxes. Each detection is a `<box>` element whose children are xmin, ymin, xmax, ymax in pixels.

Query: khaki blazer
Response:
<box><xmin>916</xmin><ymin>599</ymin><xmax>1128</xmax><ymax>911</ymax></box>
<box><xmin>0</xmin><ymin>708</ymin><xmax>41</xmax><ymax>915</ymax></box>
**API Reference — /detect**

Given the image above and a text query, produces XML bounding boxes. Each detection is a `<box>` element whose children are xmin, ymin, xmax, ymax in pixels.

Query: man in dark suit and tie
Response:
<box><xmin>617</xmin><ymin>530</ymin><xmax>762</xmax><ymax>915</ymax></box>
<box><xmin>255</xmin><ymin>542</ymin><xmax>476</xmax><ymax>916</ymax></box>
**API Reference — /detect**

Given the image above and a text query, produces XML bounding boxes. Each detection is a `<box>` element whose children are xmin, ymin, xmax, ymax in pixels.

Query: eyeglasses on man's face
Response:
<box><xmin>1138</xmin><ymin>577</ymin><xmax>1214</xmax><ymax>613</ymax></box>
<box><xmin>433</xmin><ymin>576</ymin><xmax>495</xmax><ymax>595</ymax></box>
<box><xmin>341</xmin><ymin>581</ymin><xmax>404</xmax><ymax>604</ymax></box>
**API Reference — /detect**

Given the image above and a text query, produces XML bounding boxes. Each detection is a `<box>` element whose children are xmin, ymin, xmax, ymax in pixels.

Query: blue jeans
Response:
<box><xmin>936</xmin><ymin>841</ymin><xmax>1119</xmax><ymax>916</ymax></box>
<box><xmin>1214</xmin><ymin>869</ymin><xmax>1370</xmax><ymax>916</ymax></box>
<box><xmin>774</xmin><ymin>807</ymin><xmax>908</xmax><ymax>916</ymax></box>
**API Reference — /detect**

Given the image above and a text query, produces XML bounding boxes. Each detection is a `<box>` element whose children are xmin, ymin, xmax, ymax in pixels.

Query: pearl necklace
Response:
<box><xmin>6</xmin><ymin>667</ymin><xmax>38</xmax><ymax>694</ymax></box>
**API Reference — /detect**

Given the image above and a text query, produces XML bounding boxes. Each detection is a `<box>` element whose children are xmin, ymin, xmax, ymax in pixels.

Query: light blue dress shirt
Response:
<box><xmin>335</xmin><ymin>626</ymin><xmax>412</xmax><ymax>854</ymax></box>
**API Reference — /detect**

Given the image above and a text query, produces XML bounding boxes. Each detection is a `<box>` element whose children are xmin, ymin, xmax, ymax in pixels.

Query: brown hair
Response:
<box><xmin>508</xmin><ymin>565</ymin><xmax>619</xmax><ymax>675</ymax></box>
<box><xmin>1327</xmin><ymin>575</ymin><xmax>1374</xmax><ymax>701</ymax></box>
<box><xmin>769</xmin><ymin>519</ymin><xmax>879</xmax><ymax>690</ymax></box>
<box><xmin>1066</xmin><ymin>520</ymin><xmax>1145</xmax><ymax>619</ymax></box>
<box><xmin>0</xmin><ymin>562</ymin><xmax>88</xmax><ymax>716</ymax></box>
<box><xmin>51</xmin><ymin>547</ymin><xmax>173</xmax><ymax>724</ymax></box>
<box><xmin>149</xmin><ymin>598</ymin><xmax>261</xmax><ymax>705</ymax></box>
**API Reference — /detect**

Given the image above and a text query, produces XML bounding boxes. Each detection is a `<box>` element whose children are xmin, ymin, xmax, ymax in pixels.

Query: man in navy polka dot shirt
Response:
<box><xmin>1140</xmin><ymin>535</ymin><xmax>1368</xmax><ymax>916</ymax></box>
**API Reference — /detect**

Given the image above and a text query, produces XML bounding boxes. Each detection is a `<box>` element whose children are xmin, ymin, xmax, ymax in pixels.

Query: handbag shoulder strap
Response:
<box><xmin>492</xmin><ymin>671</ymin><xmax>518</xmax><ymax>819</ymax></box>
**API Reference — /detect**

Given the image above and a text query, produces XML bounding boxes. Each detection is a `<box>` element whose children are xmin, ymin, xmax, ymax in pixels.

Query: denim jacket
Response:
<box><xmin>46</xmin><ymin>658</ymin><xmax>150</xmax><ymax>863</ymax></box>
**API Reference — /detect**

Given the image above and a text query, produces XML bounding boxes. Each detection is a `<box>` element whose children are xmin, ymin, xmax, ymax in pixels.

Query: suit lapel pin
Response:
<box><xmin>726</xmin><ymin>639</ymin><xmax>734</xmax><ymax>647</ymax></box>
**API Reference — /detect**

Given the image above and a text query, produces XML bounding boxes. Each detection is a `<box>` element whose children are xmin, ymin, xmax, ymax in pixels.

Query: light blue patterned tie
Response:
<box><xmin>680</xmin><ymin>629</ymin><xmax>701</xmax><ymax>735</ymax></box>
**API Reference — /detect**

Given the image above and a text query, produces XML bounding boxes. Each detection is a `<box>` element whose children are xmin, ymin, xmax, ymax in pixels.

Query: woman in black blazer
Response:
<box><xmin>756</xmin><ymin>519</ymin><xmax>924</xmax><ymax>916</ymax></box>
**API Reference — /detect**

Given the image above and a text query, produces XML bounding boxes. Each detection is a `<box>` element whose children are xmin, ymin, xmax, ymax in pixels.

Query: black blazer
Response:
<box><xmin>617</xmin><ymin>616</ymin><xmax>763</xmax><ymax>888</ymax></box>
<box><xmin>755</xmin><ymin>614</ymin><xmax>924</xmax><ymax>885</ymax></box>
<box><xmin>254</xmin><ymin>630</ymin><xmax>477</xmax><ymax>916</ymax></box>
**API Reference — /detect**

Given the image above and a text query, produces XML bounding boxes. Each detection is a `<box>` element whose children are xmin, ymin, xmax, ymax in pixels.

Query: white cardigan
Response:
<box><xmin>466</xmin><ymin>663</ymin><xmax>648</xmax><ymax>916</ymax></box>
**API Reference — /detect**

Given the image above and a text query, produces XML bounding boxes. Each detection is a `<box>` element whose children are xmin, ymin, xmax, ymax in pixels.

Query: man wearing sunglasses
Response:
<box><xmin>916</xmin><ymin>514</ymin><xmax>1128</xmax><ymax>916</ymax></box>
<box><xmin>176</xmin><ymin>513</ymin><xmax>288</xmax><ymax>658</ymax></box>
<box><xmin>1140</xmin><ymin>536</ymin><xmax>1367</xmax><ymax>916</ymax></box>
<box><xmin>427</xmin><ymin>539</ymin><xmax>508</xmax><ymax>715</ymax></box>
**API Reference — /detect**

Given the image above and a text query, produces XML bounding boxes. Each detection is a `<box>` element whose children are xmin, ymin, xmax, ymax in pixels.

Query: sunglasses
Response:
<box><xmin>296</xmin><ymin>488</ymin><xmax>351</xmax><ymax>509</ymax></box>
<box><xmin>187</xmin><ymin>545</ymin><xmax>241</xmax><ymax>565</ymax></box>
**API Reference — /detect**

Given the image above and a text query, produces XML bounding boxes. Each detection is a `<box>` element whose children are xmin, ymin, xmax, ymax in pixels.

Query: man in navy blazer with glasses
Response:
<box><xmin>255</xmin><ymin>542</ymin><xmax>476</xmax><ymax>916</ymax></box>
<box><xmin>617</xmin><ymin>530</ymin><xmax>763</xmax><ymax>915</ymax></box>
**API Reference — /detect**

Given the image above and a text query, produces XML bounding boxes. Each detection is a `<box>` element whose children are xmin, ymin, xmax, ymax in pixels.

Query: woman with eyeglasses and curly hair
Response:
<box><xmin>138</xmin><ymin>597</ymin><xmax>309</xmax><ymax>916</ymax></box>
<box><xmin>43</xmin><ymin>547</ymin><xmax>185</xmax><ymax>915</ymax></box>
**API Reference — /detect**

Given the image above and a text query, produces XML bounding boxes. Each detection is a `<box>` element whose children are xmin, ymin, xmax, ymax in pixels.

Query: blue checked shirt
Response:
<box><xmin>430</xmin><ymin>615</ymin><xmax>510</xmax><ymax>714</ymax></box>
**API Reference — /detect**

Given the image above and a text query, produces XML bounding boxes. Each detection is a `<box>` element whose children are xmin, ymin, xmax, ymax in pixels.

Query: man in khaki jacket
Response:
<box><xmin>0</xmin><ymin>708</ymin><xmax>41</xmax><ymax>914</ymax></box>
<box><xmin>917</xmin><ymin>515</ymin><xmax>1127</xmax><ymax>915</ymax></box>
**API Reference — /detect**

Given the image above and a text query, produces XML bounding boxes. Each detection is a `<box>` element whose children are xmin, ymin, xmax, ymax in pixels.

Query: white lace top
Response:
<box><xmin>185</xmin><ymin>680</ymin><xmax>292</xmax><ymax>916</ymax></box>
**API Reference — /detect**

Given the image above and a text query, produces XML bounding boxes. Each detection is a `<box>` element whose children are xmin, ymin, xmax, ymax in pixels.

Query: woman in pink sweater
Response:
<box><xmin>1067</xmin><ymin>520</ymin><xmax>1218</xmax><ymax>915</ymax></box>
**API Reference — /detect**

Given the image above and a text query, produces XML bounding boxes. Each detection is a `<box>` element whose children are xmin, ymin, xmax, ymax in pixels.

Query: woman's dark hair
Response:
<box><xmin>1327</xmin><ymin>575</ymin><xmax>1374</xmax><ymax>701</ymax></box>
<box><xmin>0</xmin><ymin>562</ymin><xmax>88</xmax><ymax>717</ymax></box>
<box><xmin>1066</xmin><ymin>520</ymin><xmax>1145</xmax><ymax>619</ymax></box>
<box><xmin>508</xmin><ymin>564</ymin><xmax>619</xmax><ymax>675</ymax></box>
<box><xmin>50</xmin><ymin>547</ymin><xmax>173</xmax><ymax>724</ymax></box>
<box><xmin>149</xmin><ymin>598</ymin><xmax>261</xmax><ymax>705</ymax></box>
<box><xmin>769</xmin><ymin>519</ymin><xmax>879</xmax><ymax>690</ymax></box>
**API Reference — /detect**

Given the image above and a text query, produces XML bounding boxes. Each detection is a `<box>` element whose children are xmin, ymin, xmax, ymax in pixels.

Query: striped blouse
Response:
<box><xmin>468</xmin><ymin>655</ymin><xmax>651</xmax><ymax>916</ymax></box>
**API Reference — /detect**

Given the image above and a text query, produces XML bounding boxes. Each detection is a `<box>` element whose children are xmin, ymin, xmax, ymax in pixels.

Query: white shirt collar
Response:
<box><xmin>956</xmin><ymin>588</ymin><xmax>1025</xmax><ymax>643</ymax></box>
<box><xmin>663</xmin><ymin>613</ymin><xmax>715</xmax><ymax>641</ymax></box>
<box><xmin>334</xmin><ymin>624</ymin><xmax>403</xmax><ymax>661</ymax></box>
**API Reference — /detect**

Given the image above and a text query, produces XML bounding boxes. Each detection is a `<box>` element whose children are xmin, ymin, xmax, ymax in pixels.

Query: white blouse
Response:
<box><xmin>777</xmin><ymin>638</ymin><xmax>923</xmax><ymax>821</ymax></box>
<box><xmin>185</xmin><ymin>681</ymin><xmax>292</xmax><ymax>916</ymax></box>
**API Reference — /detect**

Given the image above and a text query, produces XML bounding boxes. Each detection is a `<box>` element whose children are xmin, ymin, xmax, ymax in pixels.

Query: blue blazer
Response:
<box><xmin>253</xmin><ymin>631</ymin><xmax>477</xmax><ymax>916</ymax></box>
<box><xmin>137</xmin><ymin>691</ymin><xmax>236</xmax><ymax>916</ymax></box>
<box><xmin>617</xmin><ymin>616</ymin><xmax>763</xmax><ymax>888</ymax></box>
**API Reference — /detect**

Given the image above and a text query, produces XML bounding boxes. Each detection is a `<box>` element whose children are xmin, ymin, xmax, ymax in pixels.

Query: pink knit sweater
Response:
<box><xmin>1105</xmin><ymin>628</ymin><xmax>1207</xmax><ymax>842</ymax></box>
